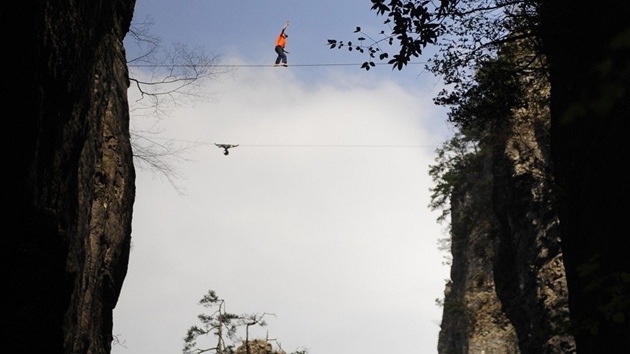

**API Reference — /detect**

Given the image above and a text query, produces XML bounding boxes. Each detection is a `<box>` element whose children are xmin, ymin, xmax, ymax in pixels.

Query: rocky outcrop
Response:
<box><xmin>437</xmin><ymin>51</ymin><xmax>575</xmax><ymax>353</ymax></box>
<box><xmin>235</xmin><ymin>339</ymin><xmax>286</xmax><ymax>354</ymax></box>
<box><xmin>490</xmin><ymin>83</ymin><xmax>575</xmax><ymax>353</ymax></box>
<box><xmin>2</xmin><ymin>1</ymin><xmax>136</xmax><ymax>354</ymax></box>
<box><xmin>438</xmin><ymin>159</ymin><xmax>519</xmax><ymax>354</ymax></box>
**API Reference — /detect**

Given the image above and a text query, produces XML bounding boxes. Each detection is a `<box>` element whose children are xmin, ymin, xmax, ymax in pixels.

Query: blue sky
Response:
<box><xmin>113</xmin><ymin>1</ymin><xmax>454</xmax><ymax>354</ymax></box>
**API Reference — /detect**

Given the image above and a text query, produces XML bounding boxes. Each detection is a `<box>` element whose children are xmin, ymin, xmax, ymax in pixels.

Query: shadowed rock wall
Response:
<box><xmin>2</xmin><ymin>1</ymin><xmax>136</xmax><ymax>353</ymax></box>
<box><xmin>540</xmin><ymin>2</ymin><xmax>630</xmax><ymax>351</ymax></box>
<box><xmin>437</xmin><ymin>48</ymin><xmax>575</xmax><ymax>354</ymax></box>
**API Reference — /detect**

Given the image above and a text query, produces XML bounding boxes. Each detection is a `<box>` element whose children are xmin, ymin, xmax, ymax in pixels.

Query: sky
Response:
<box><xmin>112</xmin><ymin>1</ymin><xmax>454</xmax><ymax>354</ymax></box>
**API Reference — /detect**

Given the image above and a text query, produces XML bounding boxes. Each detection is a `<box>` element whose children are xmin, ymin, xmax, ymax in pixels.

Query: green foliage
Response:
<box><xmin>443</xmin><ymin>297</ymin><xmax>470</xmax><ymax>318</ymax></box>
<box><xmin>427</xmin><ymin>40</ymin><xmax>545</xmax><ymax>268</ymax></box>
<box><xmin>428</xmin><ymin>125</ymin><xmax>496</xmax><ymax>268</ymax></box>
<box><xmin>183</xmin><ymin>290</ymin><xmax>266</xmax><ymax>354</ymax></box>
<box><xmin>428</xmin><ymin>131</ymin><xmax>481</xmax><ymax>223</ymax></box>
<box><xmin>428</xmin><ymin>34</ymin><xmax>549</xmax><ymax>223</ymax></box>
<box><xmin>434</xmin><ymin>54</ymin><xmax>527</xmax><ymax>129</ymax></box>
<box><xmin>183</xmin><ymin>290</ymin><xmax>307</xmax><ymax>354</ymax></box>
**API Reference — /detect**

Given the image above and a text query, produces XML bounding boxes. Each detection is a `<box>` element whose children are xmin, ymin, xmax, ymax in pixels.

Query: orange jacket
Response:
<box><xmin>275</xmin><ymin>33</ymin><xmax>286</xmax><ymax>48</ymax></box>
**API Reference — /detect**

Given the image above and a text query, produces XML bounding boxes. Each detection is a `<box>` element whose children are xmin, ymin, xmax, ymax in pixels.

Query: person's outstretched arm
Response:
<box><xmin>281</xmin><ymin>21</ymin><xmax>289</xmax><ymax>33</ymax></box>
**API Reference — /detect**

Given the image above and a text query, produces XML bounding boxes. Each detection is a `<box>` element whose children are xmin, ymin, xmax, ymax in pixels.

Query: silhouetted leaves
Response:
<box><xmin>329</xmin><ymin>0</ymin><xmax>539</xmax><ymax>74</ymax></box>
<box><xmin>361</xmin><ymin>61</ymin><xmax>376</xmax><ymax>71</ymax></box>
<box><xmin>370</xmin><ymin>1</ymin><xmax>390</xmax><ymax>15</ymax></box>
<box><xmin>330</xmin><ymin>1</ymin><xmax>450</xmax><ymax>70</ymax></box>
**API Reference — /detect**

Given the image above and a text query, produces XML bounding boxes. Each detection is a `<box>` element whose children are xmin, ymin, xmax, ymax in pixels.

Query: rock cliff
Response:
<box><xmin>2</xmin><ymin>1</ymin><xmax>136</xmax><ymax>354</ymax></box>
<box><xmin>436</xmin><ymin>49</ymin><xmax>575</xmax><ymax>353</ymax></box>
<box><xmin>490</xmin><ymin>82</ymin><xmax>574</xmax><ymax>354</ymax></box>
<box><xmin>234</xmin><ymin>339</ymin><xmax>286</xmax><ymax>354</ymax></box>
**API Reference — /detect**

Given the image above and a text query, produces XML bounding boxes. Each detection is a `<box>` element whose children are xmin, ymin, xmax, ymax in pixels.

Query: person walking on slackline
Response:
<box><xmin>274</xmin><ymin>21</ymin><xmax>290</xmax><ymax>66</ymax></box>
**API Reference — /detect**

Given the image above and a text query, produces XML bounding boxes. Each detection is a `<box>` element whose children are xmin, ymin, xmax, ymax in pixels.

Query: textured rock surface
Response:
<box><xmin>438</xmin><ymin>180</ymin><xmax>519</xmax><ymax>354</ymax></box>
<box><xmin>491</xmin><ymin>82</ymin><xmax>574</xmax><ymax>354</ymax></box>
<box><xmin>437</xmin><ymin>58</ymin><xmax>575</xmax><ymax>353</ymax></box>
<box><xmin>438</xmin><ymin>2</ymin><xmax>630</xmax><ymax>353</ymax></box>
<box><xmin>437</xmin><ymin>136</ymin><xmax>520</xmax><ymax>354</ymax></box>
<box><xmin>234</xmin><ymin>339</ymin><xmax>286</xmax><ymax>354</ymax></box>
<box><xmin>2</xmin><ymin>1</ymin><xmax>136</xmax><ymax>354</ymax></box>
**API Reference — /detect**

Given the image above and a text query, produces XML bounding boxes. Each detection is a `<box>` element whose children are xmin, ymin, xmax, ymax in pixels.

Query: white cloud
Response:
<box><xmin>114</xmin><ymin>56</ymin><xmax>450</xmax><ymax>354</ymax></box>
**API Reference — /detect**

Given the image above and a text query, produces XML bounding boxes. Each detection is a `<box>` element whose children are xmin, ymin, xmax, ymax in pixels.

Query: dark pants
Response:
<box><xmin>275</xmin><ymin>45</ymin><xmax>287</xmax><ymax>64</ymax></box>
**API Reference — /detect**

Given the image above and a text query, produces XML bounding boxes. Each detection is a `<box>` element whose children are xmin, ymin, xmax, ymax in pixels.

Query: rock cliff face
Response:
<box><xmin>437</xmin><ymin>58</ymin><xmax>575</xmax><ymax>353</ymax></box>
<box><xmin>2</xmin><ymin>2</ymin><xmax>136</xmax><ymax>354</ymax></box>
<box><xmin>490</xmin><ymin>84</ymin><xmax>575</xmax><ymax>354</ymax></box>
<box><xmin>437</xmin><ymin>2</ymin><xmax>630</xmax><ymax>352</ymax></box>
<box><xmin>437</xmin><ymin>153</ymin><xmax>520</xmax><ymax>354</ymax></box>
<box><xmin>438</xmin><ymin>147</ymin><xmax>519</xmax><ymax>354</ymax></box>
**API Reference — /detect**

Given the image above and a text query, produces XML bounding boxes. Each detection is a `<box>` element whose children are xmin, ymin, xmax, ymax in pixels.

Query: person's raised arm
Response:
<box><xmin>281</xmin><ymin>21</ymin><xmax>289</xmax><ymax>33</ymax></box>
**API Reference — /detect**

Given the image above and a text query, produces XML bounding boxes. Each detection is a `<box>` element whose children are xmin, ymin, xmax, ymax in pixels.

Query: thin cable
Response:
<box><xmin>128</xmin><ymin>62</ymin><xmax>428</xmax><ymax>68</ymax></box>
<box><xmin>138</xmin><ymin>137</ymin><xmax>438</xmax><ymax>148</ymax></box>
<box><xmin>240</xmin><ymin>144</ymin><xmax>437</xmax><ymax>148</ymax></box>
